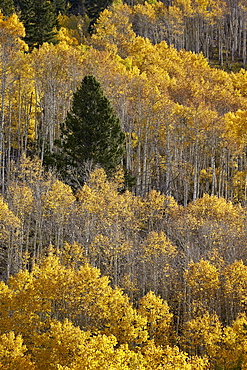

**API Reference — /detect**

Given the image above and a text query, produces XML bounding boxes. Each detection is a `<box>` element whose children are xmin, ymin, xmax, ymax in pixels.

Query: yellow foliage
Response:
<box><xmin>181</xmin><ymin>312</ymin><xmax>222</xmax><ymax>358</ymax></box>
<box><xmin>0</xmin><ymin>11</ymin><xmax>27</xmax><ymax>50</ymax></box>
<box><xmin>1</xmin><ymin>253</ymin><xmax>148</xmax><ymax>347</ymax></box>
<box><xmin>12</xmin><ymin>153</ymin><xmax>44</xmax><ymax>185</ymax></box>
<box><xmin>223</xmin><ymin>260</ymin><xmax>247</xmax><ymax>305</ymax></box>
<box><xmin>56</xmin><ymin>27</ymin><xmax>79</xmax><ymax>46</ymax></box>
<box><xmin>184</xmin><ymin>259</ymin><xmax>219</xmax><ymax>297</ymax></box>
<box><xmin>55</xmin><ymin>331</ymin><xmax>143</xmax><ymax>370</ymax></box>
<box><xmin>32</xmin><ymin>319</ymin><xmax>90</xmax><ymax>370</ymax></box>
<box><xmin>59</xmin><ymin>242</ymin><xmax>87</xmax><ymax>269</ymax></box>
<box><xmin>57</xmin><ymin>13</ymin><xmax>89</xmax><ymax>45</ymax></box>
<box><xmin>187</xmin><ymin>193</ymin><xmax>243</xmax><ymax>225</ymax></box>
<box><xmin>139</xmin><ymin>291</ymin><xmax>174</xmax><ymax>345</ymax></box>
<box><xmin>142</xmin><ymin>190</ymin><xmax>179</xmax><ymax>227</ymax></box>
<box><xmin>0</xmin><ymin>332</ymin><xmax>35</xmax><ymax>370</ymax></box>
<box><xmin>230</xmin><ymin>68</ymin><xmax>247</xmax><ymax>97</ymax></box>
<box><xmin>7</xmin><ymin>183</ymin><xmax>34</xmax><ymax>219</ymax></box>
<box><xmin>92</xmin><ymin>2</ymin><xmax>135</xmax><ymax>57</ymax></box>
<box><xmin>142</xmin><ymin>231</ymin><xmax>177</xmax><ymax>262</ymax></box>
<box><xmin>142</xmin><ymin>340</ymin><xmax>209</xmax><ymax>369</ymax></box>
<box><xmin>43</xmin><ymin>179</ymin><xmax>76</xmax><ymax>219</ymax></box>
<box><xmin>0</xmin><ymin>281</ymin><xmax>13</xmax><ymax>333</ymax></box>
<box><xmin>0</xmin><ymin>195</ymin><xmax>20</xmax><ymax>240</ymax></box>
<box><xmin>216</xmin><ymin>314</ymin><xmax>247</xmax><ymax>369</ymax></box>
<box><xmin>224</xmin><ymin>109</ymin><xmax>247</xmax><ymax>149</ymax></box>
<box><xmin>77</xmin><ymin>168</ymin><xmax>141</xmax><ymax>265</ymax></box>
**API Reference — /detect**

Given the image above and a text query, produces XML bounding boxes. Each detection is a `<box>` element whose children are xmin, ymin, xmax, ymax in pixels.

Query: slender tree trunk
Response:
<box><xmin>193</xmin><ymin>137</ymin><xmax>199</xmax><ymax>201</ymax></box>
<box><xmin>165</xmin><ymin>126</ymin><xmax>172</xmax><ymax>196</ymax></box>
<box><xmin>0</xmin><ymin>56</ymin><xmax>6</xmax><ymax>194</ymax></box>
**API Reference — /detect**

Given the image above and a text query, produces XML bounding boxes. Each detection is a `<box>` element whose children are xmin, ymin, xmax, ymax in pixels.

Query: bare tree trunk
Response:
<box><xmin>0</xmin><ymin>55</ymin><xmax>6</xmax><ymax>194</ymax></box>
<box><xmin>165</xmin><ymin>126</ymin><xmax>172</xmax><ymax>196</ymax></box>
<box><xmin>193</xmin><ymin>137</ymin><xmax>199</xmax><ymax>201</ymax></box>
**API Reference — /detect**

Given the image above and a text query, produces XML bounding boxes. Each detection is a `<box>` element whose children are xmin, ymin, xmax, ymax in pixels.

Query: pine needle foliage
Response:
<box><xmin>54</xmin><ymin>75</ymin><xmax>125</xmax><ymax>188</ymax></box>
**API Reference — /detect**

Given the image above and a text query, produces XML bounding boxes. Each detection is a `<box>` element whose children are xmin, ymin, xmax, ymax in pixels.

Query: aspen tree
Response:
<box><xmin>184</xmin><ymin>260</ymin><xmax>220</xmax><ymax>318</ymax></box>
<box><xmin>43</xmin><ymin>179</ymin><xmax>76</xmax><ymax>248</ymax></box>
<box><xmin>142</xmin><ymin>340</ymin><xmax>209</xmax><ymax>370</ymax></box>
<box><xmin>91</xmin><ymin>2</ymin><xmax>135</xmax><ymax>58</ymax></box>
<box><xmin>0</xmin><ymin>11</ymin><xmax>26</xmax><ymax>193</ymax></box>
<box><xmin>181</xmin><ymin>312</ymin><xmax>222</xmax><ymax>358</ymax></box>
<box><xmin>217</xmin><ymin>313</ymin><xmax>247</xmax><ymax>370</ymax></box>
<box><xmin>138</xmin><ymin>291</ymin><xmax>174</xmax><ymax>345</ymax></box>
<box><xmin>31</xmin><ymin>42</ymin><xmax>85</xmax><ymax>161</ymax></box>
<box><xmin>222</xmin><ymin>260</ymin><xmax>247</xmax><ymax>323</ymax></box>
<box><xmin>0</xmin><ymin>195</ymin><xmax>20</xmax><ymax>279</ymax></box>
<box><xmin>0</xmin><ymin>332</ymin><xmax>35</xmax><ymax>370</ymax></box>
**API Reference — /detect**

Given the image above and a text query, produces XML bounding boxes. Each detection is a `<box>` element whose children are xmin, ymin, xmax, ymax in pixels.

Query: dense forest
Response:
<box><xmin>1</xmin><ymin>0</ymin><xmax>247</xmax><ymax>369</ymax></box>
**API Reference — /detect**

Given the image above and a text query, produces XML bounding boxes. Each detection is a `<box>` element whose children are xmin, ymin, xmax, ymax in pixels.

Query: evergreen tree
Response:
<box><xmin>0</xmin><ymin>0</ymin><xmax>15</xmax><ymax>16</ymax></box>
<box><xmin>14</xmin><ymin>0</ymin><xmax>58</xmax><ymax>48</ymax></box>
<box><xmin>53</xmin><ymin>0</ymin><xmax>67</xmax><ymax>15</ymax></box>
<box><xmin>66</xmin><ymin>0</ymin><xmax>85</xmax><ymax>15</ymax></box>
<box><xmin>53</xmin><ymin>75</ymin><xmax>125</xmax><ymax>188</ymax></box>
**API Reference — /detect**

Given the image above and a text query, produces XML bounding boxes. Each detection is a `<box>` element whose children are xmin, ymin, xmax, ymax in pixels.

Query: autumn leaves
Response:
<box><xmin>0</xmin><ymin>252</ymin><xmax>205</xmax><ymax>370</ymax></box>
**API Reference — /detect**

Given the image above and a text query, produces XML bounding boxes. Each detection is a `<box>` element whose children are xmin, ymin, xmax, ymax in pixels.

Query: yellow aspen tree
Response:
<box><xmin>222</xmin><ymin>260</ymin><xmax>247</xmax><ymax>323</ymax></box>
<box><xmin>31</xmin><ymin>319</ymin><xmax>90</xmax><ymax>370</ymax></box>
<box><xmin>217</xmin><ymin>313</ymin><xmax>247</xmax><ymax>370</ymax></box>
<box><xmin>184</xmin><ymin>259</ymin><xmax>220</xmax><ymax>317</ymax></box>
<box><xmin>0</xmin><ymin>255</ymin><xmax>75</xmax><ymax>345</ymax></box>
<box><xmin>171</xmin><ymin>103</ymin><xmax>220</xmax><ymax>201</ymax></box>
<box><xmin>133</xmin><ymin>1</ymin><xmax>184</xmax><ymax>46</ymax></box>
<box><xmin>0</xmin><ymin>11</ymin><xmax>27</xmax><ymax>193</ymax></box>
<box><xmin>181</xmin><ymin>312</ymin><xmax>222</xmax><ymax>360</ymax></box>
<box><xmin>140</xmin><ymin>231</ymin><xmax>177</xmax><ymax>296</ymax></box>
<box><xmin>6</xmin><ymin>182</ymin><xmax>34</xmax><ymax>266</ymax></box>
<box><xmin>1</xmin><ymin>297</ymin><xmax>143</xmax><ymax>369</ymax></box>
<box><xmin>0</xmin><ymin>332</ymin><xmax>35</xmax><ymax>370</ymax></box>
<box><xmin>138</xmin><ymin>291</ymin><xmax>174</xmax><ymax>346</ymax></box>
<box><xmin>77</xmin><ymin>168</ymin><xmax>141</xmax><ymax>285</ymax></box>
<box><xmin>31</xmin><ymin>42</ymin><xmax>85</xmax><ymax>159</ymax></box>
<box><xmin>0</xmin><ymin>280</ymin><xmax>13</xmax><ymax>333</ymax></box>
<box><xmin>179</xmin><ymin>194</ymin><xmax>245</xmax><ymax>263</ymax></box>
<box><xmin>182</xmin><ymin>0</ymin><xmax>224</xmax><ymax>56</ymax></box>
<box><xmin>142</xmin><ymin>340</ymin><xmax>209</xmax><ymax>370</ymax></box>
<box><xmin>230</xmin><ymin>68</ymin><xmax>247</xmax><ymax>101</ymax></box>
<box><xmin>91</xmin><ymin>2</ymin><xmax>136</xmax><ymax>58</ymax></box>
<box><xmin>55</xmin><ymin>332</ymin><xmax>143</xmax><ymax>370</ymax></box>
<box><xmin>0</xmin><ymin>195</ymin><xmax>21</xmax><ymax>279</ymax></box>
<box><xmin>0</xmin><ymin>194</ymin><xmax>20</xmax><ymax>240</ymax></box>
<box><xmin>5</xmin><ymin>268</ymin><xmax>47</xmax><ymax>343</ymax></box>
<box><xmin>1</xmin><ymin>50</ymin><xmax>36</xmax><ymax>174</ymax></box>
<box><xmin>87</xmin><ymin>284</ymin><xmax>148</xmax><ymax>346</ymax></box>
<box><xmin>43</xmin><ymin>179</ymin><xmax>76</xmax><ymax>248</ymax></box>
<box><xmin>223</xmin><ymin>109</ymin><xmax>247</xmax><ymax>198</ymax></box>
<box><xmin>56</xmin><ymin>27</ymin><xmax>79</xmax><ymax>46</ymax></box>
<box><xmin>127</xmin><ymin>36</ymin><xmax>161</xmax><ymax>74</ymax></box>
<box><xmin>57</xmin><ymin>13</ymin><xmax>90</xmax><ymax>45</ymax></box>
<box><xmin>59</xmin><ymin>242</ymin><xmax>87</xmax><ymax>270</ymax></box>
<box><xmin>7</xmin><ymin>153</ymin><xmax>51</xmax><ymax>261</ymax></box>
<box><xmin>1</xmin><ymin>253</ymin><xmax>148</xmax><ymax>347</ymax></box>
<box><xmin>141</xmin><ymin>190</ymin><xmax>179</xmax><ymax>233</ymax></box>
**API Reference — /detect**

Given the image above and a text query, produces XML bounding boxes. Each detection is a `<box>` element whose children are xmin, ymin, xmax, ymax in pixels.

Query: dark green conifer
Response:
<box><xmin>14</xmin><ymin>0</ymin><xmax>58</xmax><ymax>48</ymax></box>
<box><xmin>0</xmin><ymin>0</ymin><xmax>15</xmax><ymax>16</ymax></box>
<box><xmin>54</xmin><ymin>75</ymin><xmax>125</xmax><ymax>188</ymax></box>
<box><xmin>53</xmin><ymin>0</ymin><xmax>67</xmax><ymax>15</ymax></box>
<box><xmin>66</xmin><ymin>0</ymin><xmax>85</xmax><ymax>15</ymax></box>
